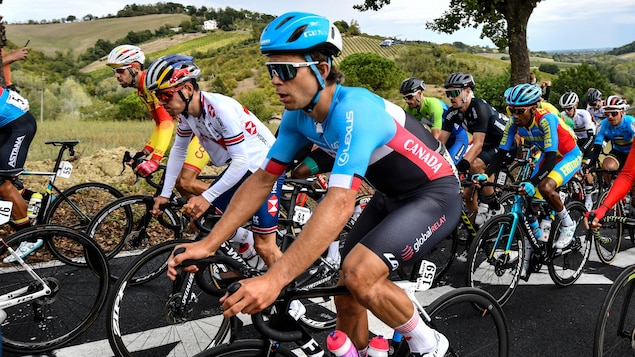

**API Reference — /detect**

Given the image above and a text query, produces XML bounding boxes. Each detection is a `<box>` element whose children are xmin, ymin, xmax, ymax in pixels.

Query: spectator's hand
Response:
<box><xmin>11</xmin><ymin>48</ymin><xmax>29</xmax><ymax>61</ymax></box>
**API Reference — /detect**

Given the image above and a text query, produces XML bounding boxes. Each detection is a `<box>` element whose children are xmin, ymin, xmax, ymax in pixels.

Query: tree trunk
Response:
<box><xmin>505</xmin><ymin>2</ymin><xmax>534</xmax><ymax>86</ymax></box>
<box><xmin>0</xmin><ymin>21</ymin><xmax>6</xmax><ymax>88</ymax></box>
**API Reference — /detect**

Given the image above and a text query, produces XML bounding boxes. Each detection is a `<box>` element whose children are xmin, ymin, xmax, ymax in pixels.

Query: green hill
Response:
<box><xmin>5</xmin><ymin>14</ymin><xmax>191</xmax><ymax>56</ymax></box>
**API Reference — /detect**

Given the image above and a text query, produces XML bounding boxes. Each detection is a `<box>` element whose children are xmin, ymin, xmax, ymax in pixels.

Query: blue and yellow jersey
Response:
<box><xmin>500</xmin><ymin>108</ymin><xmax>577</xmax><ymax>156</ymax></box>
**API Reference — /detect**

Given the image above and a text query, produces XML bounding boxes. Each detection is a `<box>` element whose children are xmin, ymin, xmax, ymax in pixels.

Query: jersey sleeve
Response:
<box><xmin>602</xmin><ymin>141</ymin><xmax>635</xmax><ymax>209</ymax></box>
<box><xmin>200</xmin><ymin>105</ymin><xmax>252</xmax><ymax>204</ymax></box>
<box><xmin>539</xmin><ymin>113</ymin><xmax>560</xmax><ymax>153</ymax></box>
<box><xmin>145</xmin><ymin>106</ymin><xmax>175</xmax><ymax>160</ymax></box>
<box><xmin>264</xmin><ymin>112</ymin><xmax>312</xmax><ymax>176</ymax></box>
<box><xmin>426</xmin><ymin>98</ymin><xmax>444</xmax><ymax>130</ymax></box>
<box><xmin>498</xmin><ymin>118</ymin><xmax>517</xmax><ymax>151</ymax></box>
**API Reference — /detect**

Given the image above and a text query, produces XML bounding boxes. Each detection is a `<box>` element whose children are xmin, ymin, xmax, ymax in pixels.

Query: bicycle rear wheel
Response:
<box><xmin>193</xmin><ymin>339</ymin><xmax>298</xmax><ymax>357</ymax></box>
<box><xmin>86</xmin><ymin>194</ymin><xmax>183</xmax><ymax>282</ymax></box>
<box><xmin>0</xmin><ymin>225</ymin><xmax>109</xmax><ymax>354</ymax></box>
<box><xmin>593</xmin><ymin>191</ymin><xmax>623</xmax><ymax>264</ymax></box>
<box><xmin>423</xmin><ymin>229</ymin><xmax>458</xmax><ymax>284</ymax></box>
<box><xmin>548</xmin><ymin>201</ymin><xmax>592</xmax><ymax>286</ymax></box>
<box><xmin>44</xmin><ymin>181</ymin><xmax>123</xmax><ymax>231</ymax></box>
<box><xmin>593</xmin><ymin>264</ymin><xmax>635</xmax><ymax>356</ymax></box>
<box><xmin>107</xmin><ymin>240</ymin><xmax>229</xmax><ymax>357</ymax></box>
<box><xmin>424</xmin><ymin>287</ymin><xmax>509</xmax><ymax>357</ymax></box>
<box><xmin>467</xmin><ymin>214</ymin><xmax>522</xmax><ymax>307</ymax></box>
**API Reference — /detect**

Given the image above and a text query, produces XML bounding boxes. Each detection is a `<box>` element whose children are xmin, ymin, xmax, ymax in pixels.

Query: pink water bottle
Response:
<box><xmin>327</xmin><ymin>330</ymin><xmax>359</xmax><ymax>357</ymax></box>
<box><xmin>367</xmin><ymin>335</ymin><xmax>389</xmax><ymax>357</ymax></box>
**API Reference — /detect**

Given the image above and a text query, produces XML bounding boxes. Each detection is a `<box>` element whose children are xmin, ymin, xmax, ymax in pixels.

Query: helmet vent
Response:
<box><xmin>288</xmin><ymin>25</ymin><xmax>308</xmax><ymax>43</ymax></box>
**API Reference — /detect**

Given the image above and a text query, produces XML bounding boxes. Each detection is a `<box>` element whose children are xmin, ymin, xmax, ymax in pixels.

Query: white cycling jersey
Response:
<box><xmin>161</xmin><ymin>92</ymin><xmax>275</xmax><ymax>203</ymax></box>
<box><xmin>561</xmin><ymin>108</ymin><xmax>595</xmax><ymax>139</ymax></box>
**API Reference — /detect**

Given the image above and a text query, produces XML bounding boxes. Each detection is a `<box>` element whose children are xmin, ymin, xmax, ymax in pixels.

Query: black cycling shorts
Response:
<box><xmin>0</xmin><ymin>112</ymin><xmax>37</xmax><ymax>173</ymax></box>
<box><xmin>341</xmin><ymin>176</ymin><xmax>461</xmax><ymax>272</ymax></box>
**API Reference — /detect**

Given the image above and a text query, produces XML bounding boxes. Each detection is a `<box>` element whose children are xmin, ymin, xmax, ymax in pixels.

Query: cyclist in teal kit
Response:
<box><xmin>167</xmin><ymin>12</ymin><xmax>460</xmax><ymax>357</ymax></box>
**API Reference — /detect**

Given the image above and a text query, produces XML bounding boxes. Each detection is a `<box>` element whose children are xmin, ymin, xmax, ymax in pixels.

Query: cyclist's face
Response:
<box><xmin>112</xmin><ymin>66</ymin><xmax>134</xmax><ymax>88</ymax></box>
<box><xmin>266</xmin><ymin>54</ymin><xmax>323</xmax><ymax>111</ymax></box>
<box><xmin>605</xmin><ymin>110</ymin><xmax>624</xmax><ymax>126</ymax></box>
<box><xmin>402</xmin><ymin>91</ymin><xmax>422</xmax><ymax>109</ymax></box>
<box><xmin>156</xmin><ymin>83</ymin><xmax>191</xmax><ymax>116</ymax></box>
<box><xmin>446</xmin><ymin>87</ymin><xmax>468</xmax><ymax>109</ymax></box>
<box><xmin>509</xmin><ymin>106</ymin><xmax>534</xmax><ymax>127</ymax></box>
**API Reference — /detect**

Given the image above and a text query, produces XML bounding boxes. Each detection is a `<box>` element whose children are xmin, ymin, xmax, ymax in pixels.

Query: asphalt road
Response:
<box><xmin>5</xmin><ymin>239</ymin><xmax>634</xmax><ymax>357</ymax></box>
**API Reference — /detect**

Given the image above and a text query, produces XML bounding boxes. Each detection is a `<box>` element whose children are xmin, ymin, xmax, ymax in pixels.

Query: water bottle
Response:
<box><xmin>539</xmin><ymin>216</ymin><xmax>552</xmax><ymax>242</ymax></box>
<box><xmin>527</xmin><ymin>215</ymin><xmax>542</xmax><ymax>241</ymax></box>
<box><xmin>27</xmin><ymin>192</ymin><xmax>43</xmax><ymax>220</ymax></box>
<box><xmin>327</xmin><ymin>330</ymin><xmax>359</xmax><ymax>357</ymax></box>
<box><xmin>237</xmin><ymin>242</ymin><xmax>265</xmax><ymax>271</ymax></box>
<box><xmin>367</xmin><ymin>335</ymin><xmax>389</xmax><ymax>357</ymax></box>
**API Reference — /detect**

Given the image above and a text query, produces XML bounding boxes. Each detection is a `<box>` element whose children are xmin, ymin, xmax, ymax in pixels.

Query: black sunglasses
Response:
<box><xmin>445</xmin><ymin>89</ymin><xmax>463</xmax><ymax>98</ymax></box>
<box><xmin>265</xmin><ymin>61</ymin><xmax>319</xmax><ymax>81</ymax></box>
<box><xmin>507</xmin><ymin>106</ymin><xmax>529</xmax><ymax>115</ymax></box>
<box><xmin>605</xmin><ymin>111</ymin><xmax>621</xmax><ymax>117</ymax></box>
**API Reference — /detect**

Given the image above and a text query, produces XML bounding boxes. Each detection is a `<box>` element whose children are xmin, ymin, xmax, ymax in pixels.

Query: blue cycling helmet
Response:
<box><xmin>260</xmin><ymin>12</ymin><xmax>342</xmax><ymax>57</ymax></box>
<box><xmin>505</xmin><ymin>83</ymin><xmax>543</xmax><ymax>106</ymax></box>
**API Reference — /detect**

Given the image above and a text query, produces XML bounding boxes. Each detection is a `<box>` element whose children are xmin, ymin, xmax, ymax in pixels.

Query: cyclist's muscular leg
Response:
<box><xmin>176</xmin><ymin>167</ymin><xmax>209</xmax><ymax>198</ymax></box>
<box><xmin>336</xmin><ymin>245</ymin><xmax>413</xmax><ymax>349</ymax></box>
<box><xmin>602</xmin><ymin>156</ymin><xmax>619</xmax><ymax>184</ymax></box>
<box><xmin>538</xmin><ymin>178</ymin><xmax>564</xmax><ymax>212</ymax></box>
<box><xmin>0</xmin><ymin>180</ymin><xmax>28</xmax><ymax>221</ymax></box>
<box><xmin>253</xmin><ymin>232</ymin><xmax>282</xmax><ymax>267</ymax></box>
<box><xmin>464</xmin><ymin>158</ymin><xmax>488</xmax><ymax>215</ymax></box>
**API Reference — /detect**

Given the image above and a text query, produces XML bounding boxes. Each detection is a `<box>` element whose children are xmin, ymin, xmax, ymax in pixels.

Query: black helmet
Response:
<box><xmin>586</xmin><ymin>88</ymin><xmax>602</xmax><ymax>105</ymax></box>
<box><xmin>399</xmin><ymin>77</ymin><xmax>425</xmax><ymax>94</ymax></box>
<box><xmin>444</xmin><ymin>72</ymin><xmax>475</xmax><ymax>89</ymax></box>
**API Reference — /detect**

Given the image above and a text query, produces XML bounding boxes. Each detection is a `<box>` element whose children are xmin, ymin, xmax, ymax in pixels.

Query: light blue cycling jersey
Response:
<box><xmin>0</xmin><ymin>88</ymin><xmax>29</xmax><ymax>128</ymax></box>
<box><xmin>263</xmin><ymin>85</ymin><xmax>456</xmax><ymax>197</ymax></box>
<box><xmin>594</xmin><ymin>114</ymin><xmax>635</xmax><ymax>154</ymax></box>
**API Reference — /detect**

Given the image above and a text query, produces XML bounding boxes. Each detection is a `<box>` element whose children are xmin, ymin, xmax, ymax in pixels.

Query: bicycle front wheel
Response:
<box><xmin>86</xmin><ymin>194</ymin><xmax>183</xmax><ymax>282</ymax></box>
<box><xmin>193</xmin><ymin>339</ymin><xmax>298</xmax><ymax>357</ymax></box>
<box><xmin>107</xmin><ymin>240</ymin><xmax>229</xmax><ymax>357</ymax></box>
<box><xmin>425</xmin><ymin>287</ymin><xmax>509</xmax><ymax>357</ymax></box>
<box><xmin>594</xmin><ymin>191</ymin><xmax>623</xmax><ymax>264</ymax></box>
<box><xmin>548</xmin><ymin>201</ymin><xmax>592</xmax><ymax>286</ymax></box>
<box><xmin>467</xmin><ymin>214</ymin><xmax>522</xmax><ymax>307</ymax></box>
<box><xmin>44</xmin><ymin>181</ymin><xmax>123</xmax><ymax>231</ymax></box>
<box><xmin>0</xmin><ymin>225</ymin><xmax>109</xmax><ymax>354</ymax></box>
<box><xmin>594</xmin><ymin>264</ymin><xmax>635</xmax><ymax>356</ymax></box>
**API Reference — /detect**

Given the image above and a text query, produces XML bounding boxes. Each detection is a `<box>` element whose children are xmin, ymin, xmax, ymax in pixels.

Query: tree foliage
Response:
<box><xmin>339</xmin><ymin>52</ymin><xmax>405</xmax><ymax>97</ymax></box>
<box><xmin>354</xmin><ymin>0</ymin><xmax>542</xmax><ymax>86</ymax></box>
<box><xmin>549</xmin><ymin>63</ymin><xmax>611</xmax><ymax>108</ymax></box>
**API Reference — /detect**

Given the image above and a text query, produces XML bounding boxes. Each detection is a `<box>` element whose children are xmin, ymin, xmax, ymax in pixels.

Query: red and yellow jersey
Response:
<box><xmin>136</xmin><ymin>71</ymin><xmax>174</xmax><ymax>161</ymax></box>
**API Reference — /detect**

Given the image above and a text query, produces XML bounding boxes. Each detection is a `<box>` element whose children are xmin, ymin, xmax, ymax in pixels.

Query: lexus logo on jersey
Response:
<box><xmin>268</xmin><ymin>196</ymin><xmax>279</xmax><ymax>216</ymax></box>
<box><xmin>245</xmin><ymin>121</ymin><xmax>257</xmax><ymax>135</ymax></box>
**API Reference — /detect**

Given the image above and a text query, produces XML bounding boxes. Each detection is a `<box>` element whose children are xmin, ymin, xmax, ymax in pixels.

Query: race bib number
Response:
<box><xmin>7</xmin><ymin>91</ymin><xmax>30</xmax><ymax>111</ymax></box>
<box><xmin>0</xmin><ymin>201</ymin><xmax>13</xmax><ymax>225</ymax></box>
<box><xmin>415</xmin><ymin>260</ymin><xmax>437</xmax><ymax>291</ymax></box>
<box><xmin>57</xmin><ymin>161</ymin><xmax>73</xmax><ymax>178</ymax></box>
<box><xmin>292</xmin><ymin>205</ymin><xmax>312</xmax><ymax>225</ymax></box>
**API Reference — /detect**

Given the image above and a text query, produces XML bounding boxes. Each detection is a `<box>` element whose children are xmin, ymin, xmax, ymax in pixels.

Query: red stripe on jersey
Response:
<box><xmin>224</xmin><ymin>133</ymin><xmax>244</xmax><ymax>146</ymax></box>
<box><xmin>388</xmin><ymin>123</ymin><xmax>454</xmax><ymax>178</ymax></box>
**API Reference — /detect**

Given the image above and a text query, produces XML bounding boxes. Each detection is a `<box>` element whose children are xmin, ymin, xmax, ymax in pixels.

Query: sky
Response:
<box><xmin>2</xmin><ymin>0</ymin><xmax>634</xmax><ymax>52</ymax></box>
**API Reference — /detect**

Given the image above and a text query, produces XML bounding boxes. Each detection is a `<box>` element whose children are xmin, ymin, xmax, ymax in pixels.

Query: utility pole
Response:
<box><xmin>40</xmin><ymin>72</ymin><xmax>44</xmax><ymax>122</ymax></box>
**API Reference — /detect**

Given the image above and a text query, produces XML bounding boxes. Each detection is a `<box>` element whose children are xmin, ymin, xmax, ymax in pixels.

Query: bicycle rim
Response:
<box><xmin>86</xmin><ymin>195</ymin><xmax>183</xmax><ymax>282</ymax></box>
<box><xmin>193</xmin><ymin>339</ymin><xmax>298</xmax><ymax>357</ymax></box>
<box><xmin>467</xmin><ymin>215</ymin><xmax>521</xmax><ymax>307</ymax></box>
<box><xmin>107</xmin><ymin>240</ymin><xmax>229</xmax><ymax>357</ymax></box>
<box><xmin>593</xmin><ymin>193</ymin><xmax>622</xmax><ymax>264</ymax></box>
<box><xmin>0</xmin><ymin>225</ymin><xmax>109</xmax><ymax>354</ymax></box>
<box><xmin>548</xmin><ymin>202</ymin><xmax>592</xmax><ymax>286</ymax></box>
<box><xmin>425</xmin><ymin>287</ymin><xmax>509</xmax><ymax>357</ymax></box>
<box><xmin>594</xmin><ymin>265</ymin><xmax>635</xmax><ymax>356</ymax></box>
<box><xmin>44</xmin><ymin>182</ymin><xmax>123</xmax><ymax>231</ymax></box>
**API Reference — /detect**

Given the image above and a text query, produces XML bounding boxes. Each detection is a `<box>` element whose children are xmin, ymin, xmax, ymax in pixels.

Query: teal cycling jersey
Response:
<box><xmin>0</xmin><ymin>88</ymin><xmax>29</xmax><ymax>128</ymax></box>
<box><xmin>263</xmin><ymin>85</ymin><xmax>456</xmax><ymax>197</ymax></box>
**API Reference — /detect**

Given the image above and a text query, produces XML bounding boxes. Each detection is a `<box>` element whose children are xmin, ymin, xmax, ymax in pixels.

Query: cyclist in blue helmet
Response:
<box><xmin>478</xmin><ymin>83</ymin><xmax>581</xmax><ymax>277</ymax></box>
<box><xmin>167</xmin><ymin>12</ymin><xmax>461</xmax><ymax>357</ymax></box>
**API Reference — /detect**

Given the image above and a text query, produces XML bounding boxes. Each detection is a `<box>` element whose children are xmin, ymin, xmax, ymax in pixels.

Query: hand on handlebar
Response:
<box><xmin>134</xmin><ymin>160</ymin><xmax>159</xmax><ymax>177</ymax></box>
<box><xmin>219</xmin><ymin>274</ymin><xmax>282</xmax><ymax>318</ymax></box>
<box><xmin>167</xmin><ymin>242</ymin><xmax>212</xmax><ymax>280</ymax></box>
<box><xmin>183</xmin><ymin>196</ymin><xmax>211</xmax><ymax>220</ymax></box>
<box><xmin>519</xmin><ymin>181</ymin><xmax>536</xmax><ymax>197</ymax></box>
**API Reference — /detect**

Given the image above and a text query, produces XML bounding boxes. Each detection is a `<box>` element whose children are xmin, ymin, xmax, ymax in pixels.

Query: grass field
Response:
<box><xmin>5</xmin><ymin>14</ymin><xmax>192</xmax><ymax>56</ymax></box>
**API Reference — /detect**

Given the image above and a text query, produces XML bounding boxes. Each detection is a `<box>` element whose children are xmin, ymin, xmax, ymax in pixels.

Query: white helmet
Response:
<box><xmin>559</xmin><ymin>91</ymin><xmax>579</xmax><ymax>109</ymax></box>
<box><xmin>106</xmin><ymin>45</ymin><xmax>145</xmax><ymax>68</ymax></box>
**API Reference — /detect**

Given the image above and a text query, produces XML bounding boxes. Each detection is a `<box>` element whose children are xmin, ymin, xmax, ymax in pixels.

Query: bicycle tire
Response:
<box><xmin>193</xmin><ymin>339</ymin><xmax>297</xmax><ymax>357</ymax></box>
<box><xmin>593</xmin><ymin>264</ymin><xmax>635</xmax><ymax>356</ymax></box>
<box><xmin>424</xmin><ymin>287</ymin><xmax>510</xmax><ymax>357</ymax></box>
<box><xmin>44</xmin><ymin>181</ymin><xmax>123</xmax><ymax>231</ymax></box>
<box><xmin>0</xmin><ymin>225</ymin><xmax>109</xmax><ymax>354</ymax></box>
<box><xmin>466</xmin><ymin>214</ymin><xmax>522</xmax><ymax>307</ymax></box>
<box><xmin>593</xmin><ymin>191</ymin><xmax>623</xmax><ymax>264</ymax></box>
<box><xmin>86</xmin><ymin>194</ymin><xmax>183</xmax><ymax>282</ymax></box>
<box><xmin>548</xmin><ymin>201</ymin><xmax>592</xmax><ymax>286</ymax></box>
<box><xmin>107</xmin><ymin>239</ymin><xmax>229</xmax><ymax>357</ymax></box>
